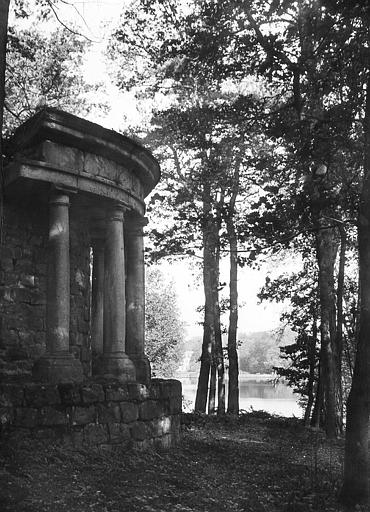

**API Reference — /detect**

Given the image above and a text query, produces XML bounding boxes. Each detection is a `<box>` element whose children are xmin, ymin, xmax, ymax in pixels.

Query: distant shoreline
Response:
<box><xmin>175</xmin><ymin>371</ymin><xmax>279</xmax><ymax>382</ymax></box>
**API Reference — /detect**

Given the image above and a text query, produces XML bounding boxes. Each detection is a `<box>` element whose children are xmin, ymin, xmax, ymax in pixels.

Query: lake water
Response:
<box><xmin>179</xmin><ymin>374</ymin><xmax>302</xmax><ymax>418</ymax></box>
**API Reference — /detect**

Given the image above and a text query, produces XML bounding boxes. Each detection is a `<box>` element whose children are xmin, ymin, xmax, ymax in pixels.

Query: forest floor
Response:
<box><xmin>0</xmin><ymin>411</ymin><xmax>367</xmax><ymax>512</ymax></box>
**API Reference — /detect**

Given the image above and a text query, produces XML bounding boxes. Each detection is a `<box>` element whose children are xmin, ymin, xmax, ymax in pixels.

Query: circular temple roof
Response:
<box><xmin>5</xmin><ymin>108</ymin><xmax>161</xmax><ymax>197</ymax></box>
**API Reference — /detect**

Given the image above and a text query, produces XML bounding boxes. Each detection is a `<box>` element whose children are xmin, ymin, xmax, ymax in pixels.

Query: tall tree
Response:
<box><xmin>340</xmin><ymin>71</ymin><xmax>370</xmax><ymax>506</ymax></box>
<box><xmin>0</xmin><ymin>0</ymin><xmax>10</xmax><ymax>244</ymax></box>
<box><xmin>226</xmin><ymin>164</ymin><xmax>240</xmax><ymax>414</ymax></box>
<box><xmin>0</xmin><ymin>0</ymin><xmax>10</xmax><ymax>148</ymax></box>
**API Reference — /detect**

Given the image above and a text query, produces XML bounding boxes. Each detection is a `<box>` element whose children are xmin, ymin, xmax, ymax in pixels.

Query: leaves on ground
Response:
<box><xmin>0</xmin><ymin>412</ymin><xmax>367</xmax><ymax>512</ymax></box>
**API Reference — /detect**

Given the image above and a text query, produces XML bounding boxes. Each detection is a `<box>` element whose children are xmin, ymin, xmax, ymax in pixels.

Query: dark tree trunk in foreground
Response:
<box><xmin>340</xmin><ymin>74</ymin><xmax>370</xmax><ymax>506</ymax></box>
<box><xmin>0</xmin><ymin>0</ymin><xmax>9</xmax><ymax>143</ymax></box>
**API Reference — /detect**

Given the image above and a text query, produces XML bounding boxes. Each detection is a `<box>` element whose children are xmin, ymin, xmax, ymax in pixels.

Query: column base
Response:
<box><xmin>129</xmin><ymin>355</ymin><xmax>151</xmax><ymax>386</ymax></box>
<box><xmin>33</xmin><ymin>353</ymin><xmax>84</xmax><ymax>384</ymax></box>
<box><xmin>97</xmin><ymin>353</ymin><xmax>136</xmax><ymax>382</ymax></box>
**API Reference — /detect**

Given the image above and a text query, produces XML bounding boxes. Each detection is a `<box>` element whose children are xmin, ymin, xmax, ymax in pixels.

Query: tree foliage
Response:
<box><xmin>145</xmin><ymin>265</ymin><xmax>185</xmax><ymax>378</ymax></box>
<box><xmin>4</xmin><ymin>24</ymin><xmax>105</xmax><ymax>136</ymax></box>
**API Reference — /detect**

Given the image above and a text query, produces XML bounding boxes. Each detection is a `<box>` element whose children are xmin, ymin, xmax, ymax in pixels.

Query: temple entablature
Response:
<box><xmin>5</xmin><ymin>107</ymin><xmax>159</xmax><ymax>214</ymax></box>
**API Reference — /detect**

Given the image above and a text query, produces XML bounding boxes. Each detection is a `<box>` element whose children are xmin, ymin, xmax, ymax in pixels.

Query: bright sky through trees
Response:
<box><xmin>7</xmin><ymin>0</ymin><xmax>296</xmax><ymax>338</ymax></box>
<box><xmin>60</xmin><ymin>0</ymin><xmax>295</xmax><ymax>337</ymax></box>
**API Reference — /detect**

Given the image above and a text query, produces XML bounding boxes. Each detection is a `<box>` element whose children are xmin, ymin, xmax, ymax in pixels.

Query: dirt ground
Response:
<box><xmin>0</xmin><ymin>412</ymin><xmax>367</xmax><ymax>512</ymax></box>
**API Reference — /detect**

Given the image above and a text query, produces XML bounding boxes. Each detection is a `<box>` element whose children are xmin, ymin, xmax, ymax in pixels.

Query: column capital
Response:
<box><xmin>125</xmin><ymin>215</ymin><xmax>149</xmax><ymax>234</ymax></box>
<box><xmin>106</xmin><ymin>202</ymin><xmax>131</xmax><ymax>222</ymax></box>
<box><xmin>49</xmin><ymin>191</ymin><xmax>70</xmax><ymax>207</ymax></box>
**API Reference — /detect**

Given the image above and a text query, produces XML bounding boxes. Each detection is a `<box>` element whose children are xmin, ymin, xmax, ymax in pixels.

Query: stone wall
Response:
<box><xmin>69</xmin><ymin>202</ymin><xmax>92</xmax><ymax>378</ymax></box>
<box><xmin>0</xmin><ymin>378</ymin><xmax>181</xmax><ymax>449</ymax></box>
<box><xmin>0</xmin><ymin>197</ymin><xmax>93</xmax><ymax>381</ymax></box>
<box><xmin>0</xmin><ymin>197</ymin><xmax>48</xmax><ymax>380</ymax></box>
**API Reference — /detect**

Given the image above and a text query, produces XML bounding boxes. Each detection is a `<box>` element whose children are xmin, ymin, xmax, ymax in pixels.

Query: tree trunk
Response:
<box><xmin>311</xmin><ymin>351</ymin><xmax>324</xmax><ymax>429</ymax></box>
<box><xmin>208</xmin><ymin>356</ymin><xmax>216</xmax><ymax>414</ymax></box>
<box><xmin>227</xmin><ymin>217</ymin><xmax>239</xmax><ymax>414</ymax></box>
<box><xmin>335</xmin><ymin>225</ymin><xmax>346</xmax><ymax>433</ymax></box>
<box><xmin>340</xmin><ymin>73</ymin><xmax>370</xmax><ymax>506</ymax></box>
<box><xmin>195</xmin><ymin>181</ymin><xmax>221</xmax><ymax>414</ymax></box>
<box><xmin>316</xmin><ymin>219</ymin><xmax>340</xmax><ymax>438</ymax></box>
<box><xmin>194</xmin><ymin>246</ymin><xmax>212</xmax><ymax>412</ymax></box>
<box><xmin>225</xmin><ymin>165</ymin><xmax>240</xmax><ymax>414</ymax></box>
<box><xmin>304</xmin><ymin>318</ymin><xmax>317</xmax><ymax>426</ymax></box>
<box><xmin>0</xmin><ymin>0</ymin><xmax>10</xmax><ymax>245</ymax></box>
<box><xmin>195</xmin><ymin>184</ymin><xmax>214</xmax><ymax>413</ymax></box>
<box><xmin>0</xmin><ymin>0</ymin><xmax>9</xmax><ymax>142</ymax></box>
<box><xmin>215</xmin><ymin>307</ymin><xmax>225</xmax><ymax>415</ymax></box>
<box><xmin>214</xmin><ymin>225</ymin><xmax>225</xmax><ymax>415</ymax></box>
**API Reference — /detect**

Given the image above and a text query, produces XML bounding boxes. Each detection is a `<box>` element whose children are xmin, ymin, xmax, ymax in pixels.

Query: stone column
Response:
<box><xmin>125</xmin><ymin>216</ymin><xmax>151</xmax><ymax>385</ymax></box>
<box><xmin>99</xmin><ymin>204</ymin><xmax>136</xmax><ymax>381</ymax></box>
<box><xmin>33</xmin><ymin>190</ymin><xmax>83</xmax><ymax>383</ymax></box>
<box><xmin>91</xmin><ymin>237</ymin><xmax>105</xmax><ymax>373</ymax></box>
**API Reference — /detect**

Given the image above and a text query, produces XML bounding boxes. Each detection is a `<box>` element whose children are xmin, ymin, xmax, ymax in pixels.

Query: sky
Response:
<box><xmin>56</xmin><ymin>0</ymin><xmax>140</xmax><ymax>129</ymax></box>
<box><xmin>158</xmin><ymin>256</ymin><xmax>299</xmax><ymax>339</ymax></box>
<box><xmin>50</xmin><ymin>0</ymin><xmax>125</xmax><ymax>40</ymax></box>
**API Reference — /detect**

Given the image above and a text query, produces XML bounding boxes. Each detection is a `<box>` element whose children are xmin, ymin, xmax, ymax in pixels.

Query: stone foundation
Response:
<box><xmin>0</xmin><ymin>378</ymin><xmax>181</xmax><ymax>449</ymax></box>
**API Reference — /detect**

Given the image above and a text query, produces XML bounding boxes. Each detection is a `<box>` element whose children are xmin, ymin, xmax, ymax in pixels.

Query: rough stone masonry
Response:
<box><xmin>0</xmin><ymin>107</ymin><xmax>182</xmax><ymax>448</ymax></box>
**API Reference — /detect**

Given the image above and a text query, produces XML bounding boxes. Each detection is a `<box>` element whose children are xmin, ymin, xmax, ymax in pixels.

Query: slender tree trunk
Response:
<box><xmin>304</xmin><ymin>318</ymin><xmax>317</xmax><ymax>426</ymax></box>
<box><xmin>315</xmin><ymin>218</ymin><xmax>340</xmax><ymax>438</ymax></box>
<box><xmin>335</xmin><ymin>225</ymin><xmax>346</xmax><ymax>433</ymax></box>
<box><xmin>208</xmin><ymin>355</ymin><xmax>216</xmax><ymax>414</ymax></box>
<box><xmin>194</xmin><ymin>246</ymin><xmax>212</xmax><ymax>412</ymax></box>
<box><xmin>311</xmin><ymin>352</ymin><xmax>324</xmax><ymax>429</ymax></box>
<box><xmin>195</xmin><ymin>185</ymin><xmax>214</xmax><ymax>413</ymax></box>
<box><xmin>195</xmin><ymin>178</ymin><xmax>223</xmax><ymax>414</ymax></box>
<box><xmin>214</xmin><ymin>225</ymin><xmax>225</xmax><ymax>415</ymax></box>
<box><xmin>209</xmin><ymin>220</ymin><xmax>220</xmax><ymax>416</ymax></box>
<box><xmin>225</xmin><ymin>165</ymin><xmax>240</xmax><ymax>414</ymax></box>
<box><xmin>227</xmin><ymin>217</ymin><xmax>239</xmax><ymax>414</ymax></box>
<box><xmin>340</xmin><ymin>73</ymin><xmax>370</xmax><ymax>506</ymax></box>
<box><xmin>215</xmin><ymin>298</ymin><xmax>225</xmax><ymax>415</ymax></box>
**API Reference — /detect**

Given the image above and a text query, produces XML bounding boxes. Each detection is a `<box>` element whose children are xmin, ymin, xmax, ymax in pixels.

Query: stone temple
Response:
<box><xmin>0</xmin><ymin>108</ymin><xmax>181</xmax><ymax>448</ymax></box>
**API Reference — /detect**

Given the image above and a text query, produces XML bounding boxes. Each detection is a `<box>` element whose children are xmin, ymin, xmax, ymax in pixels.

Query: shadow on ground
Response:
<box><xmin>0</xmin><ymin>412</ymin><xmax>366</xmax><ymax>512</ymax></box>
